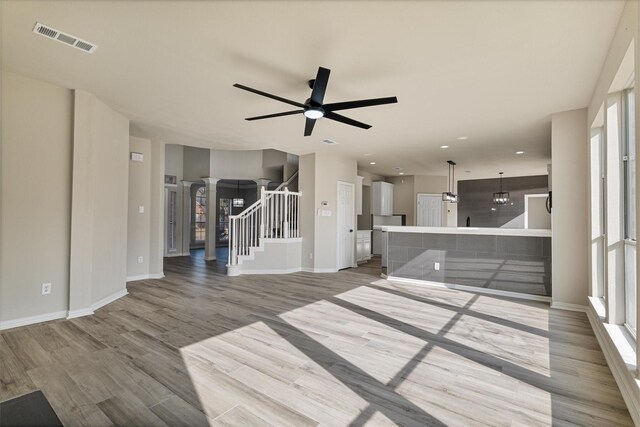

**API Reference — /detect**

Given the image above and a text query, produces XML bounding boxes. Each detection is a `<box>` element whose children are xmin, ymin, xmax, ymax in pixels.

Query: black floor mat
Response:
<box><xmin>0</xmin><ymin>390</ymin><xmax>63</xmax><ymax>427</ymax></box>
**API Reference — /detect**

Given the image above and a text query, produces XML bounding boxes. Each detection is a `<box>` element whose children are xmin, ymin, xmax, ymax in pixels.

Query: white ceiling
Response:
<box><xmin>1</xmin><ymin>0</ymin><xmax>625</xmax><ymax>180</ymax></box>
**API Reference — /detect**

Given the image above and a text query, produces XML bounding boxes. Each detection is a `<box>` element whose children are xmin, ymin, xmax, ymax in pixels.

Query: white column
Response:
<box><xmin>255</xmin><ymin>178</ymin><xmax>271</xmax><ymax>197</ymax></box>
<box><xmin>181</xmin><ymin>181</ymin><xmax>194</xmax><ymax>256</ymax></box>
<box><xmin>203</xmin><ymin>178</ymin><xmax>220</xmax><ymax>261</ymax></box>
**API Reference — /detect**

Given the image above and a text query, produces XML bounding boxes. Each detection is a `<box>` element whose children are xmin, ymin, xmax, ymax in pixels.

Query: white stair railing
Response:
<box><xmin>228</xmin><ymin>187</ymin><xmax>301</xmax><ymax>267</ymax></box>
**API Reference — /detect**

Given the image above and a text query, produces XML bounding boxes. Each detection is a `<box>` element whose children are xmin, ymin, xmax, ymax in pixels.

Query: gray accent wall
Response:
<box><xmin>457</xmin><ymin>175</ymin><xmax>548</xmax><ymax>228</ymax></box>
<box><xmin>387</xmin><ymin>232</ymin><xmax>552</xmax><ymax>296</ymax></box>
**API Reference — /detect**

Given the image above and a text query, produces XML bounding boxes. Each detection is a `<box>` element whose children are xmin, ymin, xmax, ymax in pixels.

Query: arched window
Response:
<box><xmin>195</xmin><ymin>186</ymin><xmax>206</xmax><ymax>242</ymax></box>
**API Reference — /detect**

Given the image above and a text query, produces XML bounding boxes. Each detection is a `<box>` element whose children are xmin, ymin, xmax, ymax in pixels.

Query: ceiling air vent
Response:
<box><xmin>322</xmin><ymin>139</ymin><xmax>338</xmax><ymax>145</ymax></box>
<box><xmin>32</xmin><ymin>22</ymin><xmax>98</xmax><ymax>54</ymax></box>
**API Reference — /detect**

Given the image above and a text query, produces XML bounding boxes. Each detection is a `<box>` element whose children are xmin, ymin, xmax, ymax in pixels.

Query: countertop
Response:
<box><xmin>375</xmin><ymin>226</ymin><xmax>551</xmax><ymax>238</ymax></box>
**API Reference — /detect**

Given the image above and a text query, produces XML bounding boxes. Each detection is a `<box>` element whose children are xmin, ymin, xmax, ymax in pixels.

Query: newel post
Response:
<box><xmin>260</xmin><ymin>187</ymin><xmax>266</xmax><ymax>239</ymax></box>
<box><xmin>283</xmin><ymin>187</ymin><xmax>290</xmax><ymax>238</ymax></box>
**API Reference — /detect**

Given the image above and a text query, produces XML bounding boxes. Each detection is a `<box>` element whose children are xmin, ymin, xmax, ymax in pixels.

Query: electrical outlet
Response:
<box><xmin>139</xmin><ymin>205</ymin><xmax>144</xmax><ymax>214</ymax></box>
<box><xmin>434</xmin><ymin>262</ymin><xmax>440</xmax><ymax>271</ymax></box>
<box><xmin>42</xmin><ymin>283</ymin><xmax>52</xmax><ymax>295</ymax></box>
<box><xmin>137</xmin><ymin>256</ymin><xmax>144</xmax><ymax>264</ymax></box>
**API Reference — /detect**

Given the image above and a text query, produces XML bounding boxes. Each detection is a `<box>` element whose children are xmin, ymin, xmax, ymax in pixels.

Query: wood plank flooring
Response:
<box><xmin>0</xmin><ymin>253</ymin><xmax>633</xmax><ymax>426</ymax></box>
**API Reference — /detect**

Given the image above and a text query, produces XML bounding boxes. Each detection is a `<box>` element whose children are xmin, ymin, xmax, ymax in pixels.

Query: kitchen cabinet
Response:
<box><xmin>356</xmin><ymin>230</ymin><xmax>372</xmax><ymax>262</ymax></box>
<box><xmin>356</xmin><ymin>176</ymin><xmax>364</xmax><ymax>215</ymax></box>
<box><xmin>372</xmin><ymin>181</ymin><xmax>394</xmax><ymax>216</ymax></box>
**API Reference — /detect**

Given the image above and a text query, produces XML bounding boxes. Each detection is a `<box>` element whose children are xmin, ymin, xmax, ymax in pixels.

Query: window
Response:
<box><xmin>624</xmin><ymin>88</ymin><xmax>636</xmax><ymax>334</ymax></box>
<box><xmin>590</xmin><ymin>127</ymin><xmax>605</xmax><ymax>298</ymax></box>
<box><xmin>195</xmin><ymin>186</ymin><xmax>206</xmax><ymax>242</ymax></box>
<box><xmin>218</xmin><ymin>198</ymin><xmax>231</xmax><ymax>244</ymax></box>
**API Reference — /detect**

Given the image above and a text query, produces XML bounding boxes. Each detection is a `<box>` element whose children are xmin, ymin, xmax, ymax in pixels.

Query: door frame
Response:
<box><xmin>336</xmin><ymin>181</ymin><xmax>356</xmax><ymax>270</ymax></box>
<box><xmin>416</xmin><ymin>193</ymin><xmax>443</xmax><ymax>227</ymax></box>
<box><xmin>524</xmin><ymin>193</ymin><xmax>549</xmax><ymax>229</ymax></box>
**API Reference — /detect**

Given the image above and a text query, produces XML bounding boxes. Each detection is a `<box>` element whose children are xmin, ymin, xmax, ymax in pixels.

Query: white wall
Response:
<box><xmin>552</xmin><ymin>108</ymin><xmax>589</xmax><ymax>307</ymax></box>
<box><xmin>70</xmin><ymin>90</ymin><xmax>129</xmax><ymax>310</ymax></box>
<box><xmin>299</xmin><ymin>154</ymin><xmax>316</xmax><ymax>271</ymax></box>
<box><xmin>300</xmin><ymin>152</ymin><xmax>358</xmax><ymax>272</ymax></box>
<box><xmin>1</xmin><ymin>71</ymin><xmax>73</xmax><ymax>323</ymax></box>
<box><xmin>127</xmin><ymin>137</ymin><xmax>152</xmax><ymax>279</ymax></box>
<box><xmin>183</xmin><ymin>146</ymin><xmax>210</xmax><ymax>182</ymax></box>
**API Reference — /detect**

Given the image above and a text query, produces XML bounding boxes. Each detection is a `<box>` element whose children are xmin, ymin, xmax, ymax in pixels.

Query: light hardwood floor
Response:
<box><xmin>0</xmin><ymin>254</ymin><xmax>633</xmax><ymax>426</ymax></box>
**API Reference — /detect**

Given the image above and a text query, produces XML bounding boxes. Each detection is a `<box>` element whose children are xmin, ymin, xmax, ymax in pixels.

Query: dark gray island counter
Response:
<box><xmin>379</xmin><ymin>226</ymin><xmax>552</xmax><ymax>300</ymax></box>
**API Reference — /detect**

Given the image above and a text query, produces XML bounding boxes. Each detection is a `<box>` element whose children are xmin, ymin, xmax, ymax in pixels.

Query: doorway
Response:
<box><xmin>417</xmin><ymin>194</ymin><xmax>442</xmax><ymax>226</ymax></box>
<box><xmin>524</xmin><ymin>194</ymin><xmax>551</xmax><ymax>229</ymax></box>
<box><xmin>337</xmin><ymin>181</ymin><xmax>355</xmax><ymax>270</ymax></box>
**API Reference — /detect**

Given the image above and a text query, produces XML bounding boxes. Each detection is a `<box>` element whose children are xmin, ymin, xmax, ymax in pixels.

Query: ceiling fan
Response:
<box><xmin>233</xmin><ymin>66</ymin><xmax>398</xmax><ymax>137</ymax></box>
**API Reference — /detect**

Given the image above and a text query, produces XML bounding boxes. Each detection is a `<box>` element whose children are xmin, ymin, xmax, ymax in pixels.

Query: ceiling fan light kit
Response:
<box><xmin>442</xmin><ymin>160</ymin><xmax>459</xmax><ymax>203</ymax></box>
<box><xmin>234</xmin><ymin>66</ymin><xmax>398</xmax><ymax>136</ymax></box>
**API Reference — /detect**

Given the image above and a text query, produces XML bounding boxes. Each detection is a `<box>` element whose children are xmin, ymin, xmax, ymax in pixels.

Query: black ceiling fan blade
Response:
<box><xmin>310</xmin><ymin>67</ymin><xmax>331</xmax><ymax>106</ymax></box>
<box><xmin>233</xmin><ymin>83</ymin><xmax>305</xmax><ymax>108</ymax></box>
<box><xmin>304</xmin><ymin>117</ymin><xmax>316</xmax><ymax>136</ymax></box>
<box><xmin>324</xmin><ymin>96</ymin><xmax>398</xmax><ymax>112</ymax></box>
<box><xmin>324</xmin><ymin>111</ymin><xmax>371</xmax><ymax>130</ymax></box>
<box><xmin>245</xmin><ymin>110</ymin><xmax>303</xmax><ymax>121</ymax></box>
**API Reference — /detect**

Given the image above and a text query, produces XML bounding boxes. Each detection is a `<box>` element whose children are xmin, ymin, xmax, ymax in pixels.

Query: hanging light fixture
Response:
<box><xmin>232</xmin><ymin>180</ymin><xmax>245</xmax><ymax>208</ymax></box>
<box><xmin>442</xmin><ymin>160</ymin><xmax>459</xmax><ymax>203</ymax></box>
<box><xmin>493</xmin><ymin>172</ymin><xmax>510</xmax><ymax>205</ymax></box>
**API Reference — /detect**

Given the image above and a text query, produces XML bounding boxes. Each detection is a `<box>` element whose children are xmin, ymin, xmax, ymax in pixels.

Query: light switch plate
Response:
<box><xmin>321</xmin><ymin>210</ymin><xmax>332</xmax><ymax>217</ymax></box>
<box><xmin>139</xmin><ymin>205</ymin><xmax>144</xmax><ymax>214</ymax></box>
<box><xmin>130</xmin><ymin>152</ymin><xmax>144</xmax><ymax>162</ymax></box>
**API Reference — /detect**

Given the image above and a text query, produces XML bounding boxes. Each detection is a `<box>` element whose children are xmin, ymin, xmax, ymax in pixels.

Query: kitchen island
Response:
<box><xmin>379</xmin><ymin>226</ymin><xmax>552</xmax><ymax>299</ymax></box>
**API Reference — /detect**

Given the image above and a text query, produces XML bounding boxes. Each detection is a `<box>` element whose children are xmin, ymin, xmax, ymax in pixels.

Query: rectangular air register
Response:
<box><xmin>33</xmin><ymin>22</ymin><xmax>98</xmax><ymax>54</ymax></box>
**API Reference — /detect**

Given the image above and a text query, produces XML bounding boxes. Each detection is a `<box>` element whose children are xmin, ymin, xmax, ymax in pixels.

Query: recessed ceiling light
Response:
<box><xmin>393</xmin><ymin>167</ymin><xmax>403</xmax><ymax>171</ymax></box>
<box><xmin>516</xmin><ymin>151</ymin><xmax>525</xmax><ymax>154</ymax></box>
<box><xmin>465</xmin><ymin>170</ymin><xmax>471</xmax><ymax>173</ymax></box>
<box><xmin>363</xmin><ymin>153</ymin><xmax>375</xmax><ymax>157</ymax></box>
<box><xmin>457</xmin><ymin>136</ymin><xmax>468</xmax><ymax>140</ymax></box>
<box><xmin>369</xmin><ymin>161</ymin><xmax>376</xmax><ymax>165</ymax></box>
<box><xmin>322</xmin><ymin>139</ymin><xmax>338</xmax><ymax>145</ymax></box>
<box><xmin>440</xmin><ymin>145</ymin><xmax>449</xmax><ymax>149</ymax></box>
<box><xmin>399</xmin><ymin>172</ymin><xmax>405</xmax><ymax>175</ymax></box>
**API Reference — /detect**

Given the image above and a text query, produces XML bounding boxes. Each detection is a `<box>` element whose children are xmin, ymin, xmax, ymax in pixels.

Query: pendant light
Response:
<box><xmin>232</xmin><ymin>180</ymin><xmax>245</xmax><ymax>208</ymax></box>
<box><xmin>493</xmin><ymin>172</ymin><xmax>510</xmax><ymax>205</ymax></box>
<box><xmin>442</xmin><ymin>160</ymin><xmax>459</xmax><ymax>203</ymax></box>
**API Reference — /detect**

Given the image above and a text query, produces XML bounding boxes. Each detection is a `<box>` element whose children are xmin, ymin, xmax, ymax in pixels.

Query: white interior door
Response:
<box><xmin>417</xmin><ymin>194</ymin><xmax>442</xmax><ymax>226</ymax></box>
<box><xmin>337</xmin><ymin>181</ymin><xmax>355</xmax><ymax>270</ymax></box>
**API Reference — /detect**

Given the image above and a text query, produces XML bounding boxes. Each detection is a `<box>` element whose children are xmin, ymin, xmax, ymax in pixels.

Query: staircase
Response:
<box><xmin>227</xmin><ymin>173</ymin><xmax>301</xmax><ymax>276</ymax></box>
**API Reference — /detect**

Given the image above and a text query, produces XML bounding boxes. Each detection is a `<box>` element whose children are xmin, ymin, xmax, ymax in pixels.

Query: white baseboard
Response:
<box><xmin>0</xmin><ymin>310</ymin><xmax>67</xmax><ymax>331</ymax></box>
<box><xmin>550</xmin><ymin>301</ymin><xmax>588</xmax><ymax>312</ymax></box>
<box><xmin>66</xmin><ymin>308</ymin><xmax>95</xmax><ymax>319</ymax></box>
<box><xmin>67</xmin><ymin>288</ymin><xmax>128</xmax><ymax>320</ymax></box>
<box><xmin>241</xmin><ymin>267</ymin><xmax>302</xmax><ymax>275</ymax></box>
<box><xmin>126</xmin><ymin>273</ymin><xmax>165</xmax><ymax>282</ymax></box>
<box><xmin>587</xmin><ymin>302</ymin><xmax>640</xmax><ymax>424</ymax></box>
<box><xmin>92</xmin><ymin>288</ymin><xmax>128</xmax><ymax>311</ymax></box>
<box><xmin>301</xmin><ymin>267</ymin><xmax>339</xmax><ymax>273</ymax></box>
<box><xmin>386</xmin><ymin>276</ymin><xmax>552</xmax><ymax>303</ymax></box>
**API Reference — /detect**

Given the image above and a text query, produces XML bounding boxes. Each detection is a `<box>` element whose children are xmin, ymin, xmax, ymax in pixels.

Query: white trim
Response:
<box><xmin>0</xmin><ymin>310</ymin><xmax>67</xmax><ymax>331</ymax></box>
<box><xmin>241</xmin><ymin>267</ymin><xmax>302</xmax><ymax>275</ymax></box>
<box><xmin>378</xmin><ymin>225</ymin><xmax>551</xmax><ymax>237</ymax></box>
<box><xmin>301</xmin><ymin>267</ymin><xmax>340</xmax><ymax>273</ymax></box>
<box><xmin>126</xmin><ymin>273</ymin><xmax>165</xmax><ymax>282</ymax></box>
<box><xmin>386</xmin><ymin>276</ymin><xmax>552</xmax><ymax>303</ymax></box>
<box><xmin>66</xmin><ymin>308</ymin><xmax>95</xmax><ymax>319</ymax></box>
<box><xmin>92</xmin><ymin>288</ymin><xmax>128</xmax><ymax>311</ymax></box>
<box><xmin>262</xmin><ymin>237</ymin><xmax>303</xmax><ymax>243</ymax></box>
<box><xmin>524</xmin><ymin>193</ymin><xmax>549</xmax><ymax>229</ymax></box>
<box><xmin>550</xmin><ymin>301</ymin><xmax>588</xmax><ymax>312</ymax></box>
<box><xmin>587</xmin><ymin>299</ymin><xmax>640</xmax><ymax>425</ymax></box>
<box><xmin>204</xmin><ymin>256</ymin><xmax>217</xmax><ymax>261</ymax></box>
